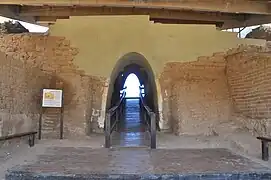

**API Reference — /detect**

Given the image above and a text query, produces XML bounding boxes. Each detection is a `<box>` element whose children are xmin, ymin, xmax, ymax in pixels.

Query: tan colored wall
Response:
<box><xmin>0</xmin><ymin>15</ymin><xmax>268</xmax><ymax>138</ymax></box>
<box><xmin>49</xmin><ymin>16</ymin><xmax>265</xmax><ymax>131</ymax></box>
<box><xmin>49</xmin><ymin>16</ymin><xmax>264</xmax><ymax>77</ymax></box>
<box><xmin>159</xmin><ymin>53</ymin><xmax>231</xmax><ymax>135</ymax></box>
<box><xmin>0</xmin><ymin>34</ymin><xmax>107</xmax><ymax>138</ymax></box>
<box><xmin>0</xmin><ymin>51</ymin><xmax>50</xmax><ymax>136</ymax></box>
<box><xmin>226</xmin><ymin>46</ymin><xmax>271</xmax><ymax>136</ymax></box>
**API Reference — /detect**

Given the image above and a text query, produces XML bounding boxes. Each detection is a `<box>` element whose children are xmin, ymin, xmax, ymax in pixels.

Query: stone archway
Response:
<box><xmin>105</xmin><ymin>52</ymin><xmax>159</xmax><ymax>127</ymax></box>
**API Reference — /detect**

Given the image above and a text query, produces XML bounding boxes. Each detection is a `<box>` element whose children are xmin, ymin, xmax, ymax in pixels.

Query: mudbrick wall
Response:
<box><xmin>160</xmin><ymin>45</ymin><xmax>271</xmax><ymax>136</ymax></box>
<box><xmin>0</xmin><ymin>34</ymin><xmax>106</xmax><ymax>138</ymax></box>
<box><xmin>0</xmin><ymin>33</ymin><xmax>270</xmax><ymax>138</ymax></box>
<box><xmin>159</xmin><ymin>53</ymin><xmax>231</xmax><ymax>135</ymax></box>
<box><xmin>0</xmin><ymin>51</ymin><xmax>50</xmax><ymax>137</ymax></box>
<box><xmin>226</xmin><ymin>46</ymin><xmax>271</xmax><ymax>136</ymax></box>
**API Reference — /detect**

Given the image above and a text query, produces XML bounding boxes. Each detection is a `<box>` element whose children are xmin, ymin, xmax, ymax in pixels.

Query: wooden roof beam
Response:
<box><xmin>221</xmin><ymin>14</ymin><xmax>271</xmax><ymax>29</ymax></box>
<box><xmin>35</xmin><ymin>16</ymin><xmax>69</xmax><ymax>23</ymax></box>
<box><xmin>150</xmin><ymin>18</ymin><xmax>224</xmax><ymax>26</ymax></box>
<box><xmin>0</xmin><ymin>5</ymin><xmax>36</xmax><ymax>23</ymax></box>
<box><xmin>0</xmin><ymin>0</ymin><xmax>270</xmax><ymax>15</ymax></box>
<box><xmin>19</xmin><ymin>6</ymin><xmax>247</xmax><ymax>23</ymax></box>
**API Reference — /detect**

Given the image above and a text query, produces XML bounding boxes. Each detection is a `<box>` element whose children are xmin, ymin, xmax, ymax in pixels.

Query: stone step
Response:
<box><xmin>8</xmin><ymin>172</ymin><xmax>271</xmax><ymax>180</ymax></box>
<box><xmin>113</xmin><ymin>98</ymin><xmax>149</xmax><ymax>147</ymax></box>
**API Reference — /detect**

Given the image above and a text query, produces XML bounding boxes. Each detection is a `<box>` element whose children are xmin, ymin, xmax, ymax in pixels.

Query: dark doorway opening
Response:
<box><xmin>105</xmin><ymin>52</ymin><xmax>159</xmax><ymax>147</ymax></box>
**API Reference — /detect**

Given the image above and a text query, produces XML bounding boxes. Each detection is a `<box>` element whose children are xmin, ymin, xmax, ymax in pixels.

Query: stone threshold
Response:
<box><xmin>6</xmin><ymin>171</ymin><xmax>271</xmax><ymax>180</ymax></box>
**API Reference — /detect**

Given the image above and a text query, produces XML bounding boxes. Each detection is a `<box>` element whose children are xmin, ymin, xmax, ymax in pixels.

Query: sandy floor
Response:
<box><xmin>0</xmin><ymin>132</ymin><xmax>270</xmax><ymax>179</ymax></box>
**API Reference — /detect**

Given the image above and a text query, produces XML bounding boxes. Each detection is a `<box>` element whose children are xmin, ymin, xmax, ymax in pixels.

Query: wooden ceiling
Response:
<box><xmin>0</xmin><ymin>0</ymin><xmax>271</xmax><ymax>29</ymax></box>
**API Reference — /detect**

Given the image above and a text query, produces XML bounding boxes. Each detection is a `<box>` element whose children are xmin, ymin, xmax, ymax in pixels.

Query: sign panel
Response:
<box><xmin>42</xmin><ymin>89</ymin><xmax>63</xmax><ymax>107</ymax></box>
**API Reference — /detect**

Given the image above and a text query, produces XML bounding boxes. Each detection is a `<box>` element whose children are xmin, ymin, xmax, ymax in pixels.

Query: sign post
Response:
<box><xmin>39</xmin><ymin>89</ymin><xmax>64</xmax><ymax>139</ymax></box>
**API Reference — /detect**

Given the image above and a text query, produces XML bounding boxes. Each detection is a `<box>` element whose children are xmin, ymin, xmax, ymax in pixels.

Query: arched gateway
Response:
<box><xmin>104</xmin><ymin>52</ymin><xmax>159</xmax><ymax>148</ymax></box>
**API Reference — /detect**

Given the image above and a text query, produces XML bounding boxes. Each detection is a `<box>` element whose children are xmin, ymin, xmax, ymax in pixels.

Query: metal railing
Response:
<box><xmin>104</xmin><ymin>89</ymin><xmax>156</xmax><ymax>149</ymax></box>
<box><xmin>139</xmin><ymin>92</ymin><xmax>156</xmax><ymax>149</ymax></box>
<box><xmin>105</xmin><ymin>91</ymin><xmax>126</xmax><ymax>148</ymax></box>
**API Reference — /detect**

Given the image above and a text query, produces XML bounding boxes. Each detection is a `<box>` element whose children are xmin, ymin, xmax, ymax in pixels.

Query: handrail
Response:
<box><xmin>105</xmin><ymin>89</ymin><xmax>156</xmax><ymax>149</ymax></box>
<box><xmin>105</xmin><ymin>91</ymin><xmax>126</xmax><ymax>148</ymax></box>
<box><xmin>109</xmin><ymin>91</ymin><xmax>126</xmax><ymax>133</ymax></box>
<box><xmin>0</xmin><ymin>131</ymin><xmax>37</xmax><ymax>147</ymax></box>
<box><xmin>108</xmin><ymin>91</ymin><xmax>126</xmax><ymax>114</ymax></box>
<box><xmin>140</xmin><ymin>93</ymin><xmax>152</xmax><ymax>114</ymax></box>
<box><xmin>139</xmin><ymin>92</ymin><xmax>153</xmax><ymax>130</ymax></box>
<box><xmin>139</xmin><ymin>91</ymin><xmax>156</xmax><ymax>149</ymax></box>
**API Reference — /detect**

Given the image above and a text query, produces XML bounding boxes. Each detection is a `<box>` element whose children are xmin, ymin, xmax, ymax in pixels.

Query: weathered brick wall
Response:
<box><xmin>1</xmin><ymin>33</ymin><xmax>270</xmax><ymax>138</ymax></box>
<box><xmin>0</xmin><ymin>34</ymin><xmax>106</xmax><ymax>138</ymax></box>
<box><xmin>0</xmin><ymin>51</ymin><xmax>51</xmax><ymax>136</ymax></box>
<box><xmin>160</xmin><ymin>53</ymin><xmax>231</xmax><ymax>135</ymax></box>
<box><xmin>226</xmin><ymin>47</ymin><xmax>271</xmax><ymax>136</ymax></box>
<box><xmin>159</xmin><ymin>45</ymin><xmax>271</xmax><ymax>136</ymax></box>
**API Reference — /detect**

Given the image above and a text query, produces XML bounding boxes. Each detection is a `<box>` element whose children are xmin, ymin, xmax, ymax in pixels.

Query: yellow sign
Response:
<box><xmin>44</xmin><ymin>92</ymin><xmax>55</xmax><ymax>100</ymax></box>
<box><xmin>42</xmin><ymin>89</ymin><xmax>63</xmax><ymax>107</ymax></box>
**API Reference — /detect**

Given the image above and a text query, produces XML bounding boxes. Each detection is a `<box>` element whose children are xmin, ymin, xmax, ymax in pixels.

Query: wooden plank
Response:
<box><xmin>20</xmin><ymin>6</ymin><xmax>246</xmax><ymax>22</ymax></box>
<box><xmin>257</xmin><ymin>136</ymin><xmax>271</xmax><ymax>142</ymax></box>
<box><xmin>0</xmin><ymin>0</ymin><xmax>270</xmax><ymax>14</ymax></box>
<box><xmin>35</xmin><ymin>16</ymin><xmax>69</xmax><ymax>23</ymax></box>
<box><xmin>221</xmin><ymin>14</ymin><xmax>271</xmax><ymax>29</ymax></box>
<box><xmin>0</xmin><ymin>131</ymin><xmax>37</xmax><ymax>141</ymax></box>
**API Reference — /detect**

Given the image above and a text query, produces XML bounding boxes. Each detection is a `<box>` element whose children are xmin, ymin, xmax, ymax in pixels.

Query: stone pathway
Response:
<box><xmin>1</xmin><ymin>132</ymin><xmax>271</xmax><ymax>179</ymax></box>
<box><xmin>112</xmin><ymin>98</ymin><xmax>149</xmax><ymax>147</ymax></box>
<box><xmin>5</xmin><ymin>147</ymin><xmax>271</xmax><ymax>179</ymax></box>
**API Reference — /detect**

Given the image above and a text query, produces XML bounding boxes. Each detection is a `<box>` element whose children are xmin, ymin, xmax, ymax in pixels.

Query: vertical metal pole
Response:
<box><xmin>116</xmin><ymin>108</ymin><xmax>119</xmax><ymax>122</ymax></box>
<box><xmin>139</xmin><ymin>99</ymin><xmax>142</xmax><ymax>122</ymax></box>
<box><xmin>105</xmin><ymin>113</ymin><xmax>111</xmax><ymax>148</ymax></box>
<box><xmin>120</xmin><ymin>102</ymin><xmax>122</xmax><ymax>119</ymax></box>
<box><xmin>116</xmin><ymin>108</ymin><xmax>119</xmax><ymax>131</ymax></box>
<box><xmin>60</xmin><ymin>106</ymin><xmax>64</xmax><ymax>139</ymax></box>
<box><xmin>60</xmin><ymin>91</ymin><xmax>64</xmax><ymax>139</ymax></box>
<box><xmin>262</xmin><ymin>141</ymin><xmax>269</xmax><ymax>161</ymax></box>
<box><xmin>38</xmin><ymin>107</ymin><xmax>43</xmax><ymax>140</ymax></box>
<box><xmin>123</xmin><ymin>98</ymin><xmax>126</xmax><ymax>119</ymax></box>
<box><xmin>144</xmin><ymin>110</ymin><xmax>147</xmax><ymax>125</ymax></box>
<box><xmin>150</xmin><ymin>113</ymin><xmax>156</xmax><ymax>149</ymax></box>
<box><xmin>39</xmin><ymin>89</ymin><xmax>43</xmax><ymax>140</ymax></box>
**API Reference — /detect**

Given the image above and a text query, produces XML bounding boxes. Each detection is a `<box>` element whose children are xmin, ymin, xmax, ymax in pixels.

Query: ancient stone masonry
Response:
<box><xmin>226</xmin><ymin>45</ymin><xmax>271</xmax><ymax>136</ymax></box>
<box><xmin>0</xmin><ymin>34</ymin><xmax>106</xmax><ymax>138</ymax></box>
<box><xmin>159</xmin><ymin>53</ymin><xmax>231</xmax><ymax>136</ymax></box>
<box><xmin>0</xmin><ymin>32</ymin><xmax>270</xmax><ymax>139</ymax></box>
<box><xmin>159</xmin><ymin>44</ymin><xmax>271</xmax><ymax>137</ymax></box>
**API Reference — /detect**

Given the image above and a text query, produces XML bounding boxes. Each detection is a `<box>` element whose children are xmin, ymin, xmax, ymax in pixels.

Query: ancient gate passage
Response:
<box><xmin>105</xmin><ymin>53</ymin><xmax>158</xmax><ymax>148</ymax></box>
<box><xmin>106</xmin><ymin>93</ymin><xmax>156</xmax><ymax>148</ymax></box>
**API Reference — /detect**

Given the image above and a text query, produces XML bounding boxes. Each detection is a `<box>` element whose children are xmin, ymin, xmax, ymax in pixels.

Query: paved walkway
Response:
<box><xmin>1</xmin><ymin>133</ymin><xmax>271</xmax><ymax>179</ymax></box>
<box><xmin>6</xmin><ymin>147</ymin><xmax>271</xmax><ymax>179</ymax></box>
<box><xmin>112</xmin><ymin>98</ymin><xmax>149</xmax><ymax>147</ymax></box>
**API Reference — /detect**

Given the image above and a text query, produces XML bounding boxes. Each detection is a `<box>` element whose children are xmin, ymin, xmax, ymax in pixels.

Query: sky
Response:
<box><xmin>123</xmin><ymin>73</ymin><xmax>141</xmax><ymax>97</ymax></box>
<box><xmin>0</xmin><ymin>16</ymin><xmax>48</xmax><ymax>33</ymax></box>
